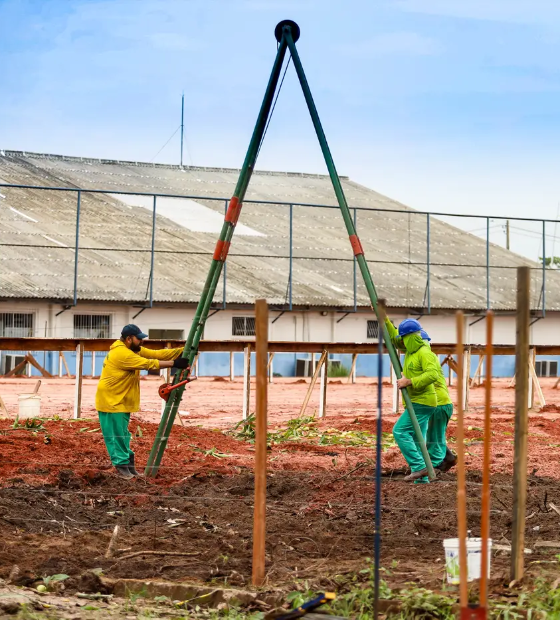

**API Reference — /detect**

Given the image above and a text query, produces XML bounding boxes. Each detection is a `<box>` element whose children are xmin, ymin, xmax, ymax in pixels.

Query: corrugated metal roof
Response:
<box><xmin>0</xmin><ymin>150</ymin><xmax>554</xmax><ymax>311</ymax></box>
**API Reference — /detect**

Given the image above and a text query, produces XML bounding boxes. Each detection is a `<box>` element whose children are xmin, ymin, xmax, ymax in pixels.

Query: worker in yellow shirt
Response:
<box><xmin>95</xmin><ymin>324</ymin><xmax>187</xmax><ymax>479</ymax></box>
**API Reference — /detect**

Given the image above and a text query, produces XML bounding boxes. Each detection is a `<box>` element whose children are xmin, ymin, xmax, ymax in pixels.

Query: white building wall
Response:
<box><xmin>3</xmin><ymin>300</ymin><xmax>560</xmax><ymax>345</ymax></box>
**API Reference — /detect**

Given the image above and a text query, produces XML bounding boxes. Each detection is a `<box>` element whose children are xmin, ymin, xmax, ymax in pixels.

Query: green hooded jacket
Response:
<box><xmin>425</xmin><ymin>342</ymin><xmax>452</xmax><ymax>406</ymax></box>
<box><xmin>385</xmin><ymin>319</ymin><xmax>439</xmax><ymax>407</ymax></box>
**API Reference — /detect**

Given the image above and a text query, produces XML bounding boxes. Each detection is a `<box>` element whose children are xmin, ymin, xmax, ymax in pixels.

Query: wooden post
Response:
<box><xmin>230</xmin><ymin>351</ymin><xmax>235</xmax><ymax>381</ymax></box>
<box><xmin>528</xmin><ymin>347</ymin><xmax>535</xmax><ymax>409</ymax></box>
<box><xmin>267</xmin><ymin>352</ymin><xmax>275</xmax><ymax>384</ymax></box>
<box><xmin>162</xmin><ymin>343</ymin><xmax>172</xmax><ymax>416</ymax></box>
<box><xmin>455</xmin><ymin>312</ymin><xmax>468</xmax><ymax>609</ymax></box>
<box><xmin>312</xmin><ymin>352</ymin><xmax>317</xmax><ymax>376</ymax></box>
<box><xmin>0</xmin><ymin>394</ymin><xmax>8</xmax><ymax>417</ymax></box>
<box><xmin>242</xmin><ymin>344</ymin><xmax>251</xmax><ymax>420</ymax></box>
<box><xmin>318</xmin><ymin>351</ymin><xmax>328</xmax><ymax>418</ymax></box>
<box><xmin>463</xmin><ymin>348</ymin><xmax>471</xmax><ymax>411</ymax></box>
<box><xmin>348</xmin><ymin>353</ymin><xmax>358</xmax><ymax>384</ymax></box>
<box><xmin>528</xmin><ymin>357</ymin><xmax>546</xmax><ymax>408</ymax></box>
<box><xmin>470</xmin><ymin>355</ymin><xmax>485</xmax><ymax>387</ymax></box>
<box><xmin>26</xmin><ymin>352</ymin><xmax>31</xmax><ymax>377</ymax></box>
<box><xmin>91</xmin><ymin>351</ymin><xmax>96</xmax><ymax>377</ymax></box>
<box><xmin>299</xmin><ymin>350</ymin><xmax>327</xmax><ymax>417</ymax></box>
<box><xmin>193</xmin><ymin>352</ymin><xmax>200</xmax><ymax>378</ymax></box>
<box><xmin>58</xmin><ymin>352</ymin><xmax>63</xmax><ymax>377</ymax></box>
<box><xmin>480</xmin><ymin>311</ymin><xmax>493</xmax><ymax>608</ymax></box>
<box><xmin>61</xmin><ymin>352</ymin><xmax>70</xmax><ymax>377</ymax></box>
<box><xmin>73</xmin><ymin>343</ymin><xmax>84</xmax><ymax>419</ymax></box>
<box><xmin>512</xmin><ymin>266</ymin><xmax>530</xmax><ymax>582</ymax></box>
<box><xmin>252</xmin><ymin>300</ymin><xmax>268</xmax><ymax>586</ymax></box>
<box><xmin>448</xmin><ymin>356</ymin><xmax>454</xmax><ymax>386</ymax></box>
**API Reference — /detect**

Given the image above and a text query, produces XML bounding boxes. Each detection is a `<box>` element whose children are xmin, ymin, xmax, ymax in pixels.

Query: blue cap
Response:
<box><xmin>121</xmin><ymin>324</ymin><xmax>148</xmax><ymax>339</ymax></box>
<box><xmin>398</xmin><ymin>318</ymin><xmax>422</xmax><ymax>337</ymax></box>
<box><xmin>420</xmin><ymin>329</ymin><xmax>431</xmax><ymax>341</ymax></box>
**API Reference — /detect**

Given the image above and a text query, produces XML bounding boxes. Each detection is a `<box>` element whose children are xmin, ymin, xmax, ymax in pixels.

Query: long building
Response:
<box><xmin>0</xmin><ymin>150</ymin><xmax>558</xmax><ymax>377</ymax></box>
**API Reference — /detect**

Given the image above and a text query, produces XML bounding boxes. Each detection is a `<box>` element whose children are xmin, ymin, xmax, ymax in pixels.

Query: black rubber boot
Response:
<box><xmin>115</xmin><ymin>465</ymin><xmax>134</xmax><ymax>480</ymax></box>
<box><xmin>128</xmin><ymin>452</ymin><xmax>142</xmax><ymax>477</ymax></box>
<box><xmin>436</xmin><ymin>447</ymin><xmax>458</xmax><ymax>472</ymax></box>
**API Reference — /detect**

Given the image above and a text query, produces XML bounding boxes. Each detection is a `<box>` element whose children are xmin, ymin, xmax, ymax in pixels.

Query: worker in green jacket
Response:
<box><xmin>385</xmin><ymin>318</ymin><xmax>439</xmax><ymax>482</ymax></box>
<box><xmin>420</xmin><ymin>329</ymin><xmax>457</xmax><ymax>473</ymax></box>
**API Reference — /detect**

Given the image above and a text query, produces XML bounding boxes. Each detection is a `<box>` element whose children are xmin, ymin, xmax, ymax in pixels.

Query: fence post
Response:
<box><xmin>318</xmin><ymin>352</ymin><xmax>328</xmax><ymax>418</ymax></box>
<box><xmin>242</xmin><ymin>345</ymin><xmax>251</xmax><ymax>419</ymax></box>
<box><xmin>230</xmin><ymin>351</ymin><xmax>234</xmax><ymax>381</ymax></box>
<box><xmin>73</xmin><ymin>343</ymin><xmax>84</xmax><ymax>419</ymax></box>
<box><xmin>512</xmin><ymin>266</ymin><xmax>530</xmax><ymax>581</ymax></box>
<box><xmin>252</xmin><ymin>300</ymin><xmax>268</xmax><ymax>586</ymax></box>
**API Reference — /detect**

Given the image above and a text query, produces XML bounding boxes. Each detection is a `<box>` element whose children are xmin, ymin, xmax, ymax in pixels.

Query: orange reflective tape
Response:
<box><xmin>225</xmin><ymin>197</ymin><xmax>241</xmax><ymax>225</ymax></box>
<box><xmin>349</xmin><ymin>234</ymin><xmax>364</xmax><ymax>256</ymax></box>
<box><xmin>213</xmin><ymin>240</ymin><xmax>231</xmax><ymax>262</ymax></box>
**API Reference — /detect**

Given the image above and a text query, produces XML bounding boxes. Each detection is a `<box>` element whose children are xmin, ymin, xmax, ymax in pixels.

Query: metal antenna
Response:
<box><xmin>180</xmin><ymin>93</ymin><xmax>184</xmax><ymax>168</ymax></box>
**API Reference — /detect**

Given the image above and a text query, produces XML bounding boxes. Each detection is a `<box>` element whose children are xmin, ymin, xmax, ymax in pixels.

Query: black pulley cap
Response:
<box><xmin>275</xmin><ymin>20</ymin><xmax>300</xmax><ymax>43</ymax></box>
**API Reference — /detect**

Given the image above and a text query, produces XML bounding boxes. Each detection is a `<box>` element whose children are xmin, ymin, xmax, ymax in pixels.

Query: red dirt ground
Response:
<box><xmin>0</xmin><ymin>376</ymin><xmax>559</xmax><ymax>593</ymax></box>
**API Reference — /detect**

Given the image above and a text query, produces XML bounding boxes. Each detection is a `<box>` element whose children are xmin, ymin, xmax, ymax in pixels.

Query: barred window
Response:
<box><xmin>232</xmin><ymin>317</ymin><xmax>255</xmax><ymax>337</ymax></box>
<box><xmin>367</xmin><ymin>320</ymin><xmax>379</xmax><ymax>339</ymax></box>
<box><xmin>74</xmin><ymin>314</ymin><xmax>111</xmax><ymax>338</ymax></box>
<box><xmin>0</xmin><ymin>313</ymin><xmax>34</xmax><ymax>337</ymax></box>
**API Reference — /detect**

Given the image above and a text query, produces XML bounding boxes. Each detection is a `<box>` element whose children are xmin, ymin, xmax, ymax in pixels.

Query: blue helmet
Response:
<box><xmin>420</xmin><ymin>329</ymin><xmax>431</xmax><ymax>341</ymax></box>
<box><xmin>398</xmin><ymin>318</ymin><xmax>422</xmax><ymax>337</ymax></box>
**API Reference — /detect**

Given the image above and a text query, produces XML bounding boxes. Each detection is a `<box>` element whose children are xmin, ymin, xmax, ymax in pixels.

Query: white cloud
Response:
<box><xmin>338</xmin><ymin>32</ymin><xmax>442</xmax><ymax>57</ymax></box>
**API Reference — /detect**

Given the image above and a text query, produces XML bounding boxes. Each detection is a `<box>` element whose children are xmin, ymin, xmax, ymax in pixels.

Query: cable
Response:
<box><xmin>255</xmin><ymin>55</ymin><xmax>292</xmax><ymax>162</ymax></box>
<box><xmin>150</xmin><ymin>126</ymin><xmax>181</xmax><ymax>163</ymax></box>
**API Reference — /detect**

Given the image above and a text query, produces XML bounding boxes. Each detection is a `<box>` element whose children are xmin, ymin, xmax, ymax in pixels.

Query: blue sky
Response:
<box><xmin>2</xmin><ymin>0</ymin><xmax>560</xmax><ymax>259</ymax></box>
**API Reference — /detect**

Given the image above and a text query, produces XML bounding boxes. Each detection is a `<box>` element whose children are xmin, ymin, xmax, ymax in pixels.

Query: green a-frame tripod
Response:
<box><xmin>144</xmin><ymin>20</ymin><xmax>435</xmax><ymax>481</ymax></box>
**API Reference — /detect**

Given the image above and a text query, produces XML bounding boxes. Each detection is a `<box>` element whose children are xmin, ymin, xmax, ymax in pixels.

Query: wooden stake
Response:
<box><xmin>230</xmin><ymin>351</ymin><xmax>235</xmax><ymax>381</ymax></box>
<box><xmin>480</xmin><ymin>311</ymin><xmax>493</xmax><ymax>607</ymax></box>
<box><xmin>455</xmin><ymin>311</ymin><xmax>469</xmax><ymax>608</ymax></box>
<box><xmin>242</xmin><ymin>344</ymin><xmax>251</xmax><ymax>420</ymax></box>
<box><xmin>25</xmin><ymin>353</ymin><xmax>53</xmax><ymax>378</ymax></box>
<box><xmin>463</xmin><ymin>348</ymin><xmax>471</xmax><ymax>411</ymax></box>
<box><xmin>318</xmin><ymin>351</ymin><xmax>328</xmax><ymax>418</ymax></box>
<box><xmin>299</xmin><ymin>350</ymin><xmax>327</xmax><ymax>417</ymax></box>
<box><xmin>73</xmin><ymin>343</ymin><xmax>84</xmax><ymax>419</ymax></box>
<box><xmin>105</xmin><ymin>525</ymin><xmax>121</xmax><ymax>559</ymax></box>
<box><xmin>348</xmin><ymin>353</ymin><xmax>358</xmax><ymax>384</ymax></box>
<box><xmin>58</xmin><ymin>352</ymin><xmax>63</xmax><ymax>377</ymax></box>
<box><xmin>92</xmin><ymin>351</ymin><xmax>96</xmax><ymax>377</ymax></box>
<box><xmin>0</xmin><ymin>394</ymin><xmax>8</xmax><ymax>417</ymax></box>
<box><xmin>528</xmin><ymin>347</ymin><xmax>535</xmax><ymax>410</ymax></box>
<box><xmin>267</xmin><ymin>352</ymin><xmax>275</xmax><ymax>384</ymax></box>
<box><xmin>512</xmin><ymin>266</ymin><xmax>530</xmax><ymax>582</ymax></box>
<box><xmin>470</xmin><ymin>355</ymin><xmax>485</xmax><ymax>387</ymax></box>
<box><xmin>61</xmin><ymin>352</ymin><xmax>70</xmax><ymax>377</ymax></box>
<box><xmin>528</xmin><ymin>358</ymin><xmax>546</xmax><ymax>408</ymax></box>
<box><xmin>252</xmin><ymin>299</ymin><xmax>268</xmax><ymax>587</ymax></box>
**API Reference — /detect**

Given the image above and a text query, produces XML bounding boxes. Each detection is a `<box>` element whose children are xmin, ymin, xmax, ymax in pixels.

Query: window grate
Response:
<box><xmin>74</xmin><ymin>314</ymin><xmax>111</xmax><ymax>338</ymax></box>
<box><xmin>0</xmin><ymin>313</ymin><xmax>34</xmax><ymax>337</ymax></box>
<box><xmin>232</xmin><ymin>317</ymin><xmax>256</xmax><ymax>337</ymax></box>
<box><xmin>367</xmin><ymin>320</ymin><xmax>379</xmax><ymax>339</ymax></box>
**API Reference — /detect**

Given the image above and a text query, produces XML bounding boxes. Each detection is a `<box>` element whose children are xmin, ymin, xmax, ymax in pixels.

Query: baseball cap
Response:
<box><xmin>121</xmin><ymin>324</ymin><xmax>148</xmax><ymax>339</ymax></box>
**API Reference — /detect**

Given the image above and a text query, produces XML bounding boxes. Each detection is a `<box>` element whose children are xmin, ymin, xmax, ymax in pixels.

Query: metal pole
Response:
<box><xmin>486</xmin><ymin>217</ymin><xmax>490</xmax><ymax>310</ymax></box>
<box><xmin>353</xmin><ymin>208</ymin><xmax>357</xmax><ymax>312</ymax></box>
<box><xmin>149</xmin><ymin>195</ymin><xmax>157</xmax><ymax>307</ymax></box>
<box><xmin>506</xmin><ymin>219</ymin><xmax>510</xmax><ymax>250</ymax></box>
<box><xmin>180</xmin><ymin>93</ymin><xmax>184</xmax><ymax>167</ymax></box>
<box><xmin>284</xmin><ymin>24</ymin><xmax>435</xmax><ymax>479</ymax></box>
<box><xmin>289</xmin><ymin>204</ymin><xmax>293</xmax><ymax>310</ymax></box>
<box><xmin>145</xmin><ymin>34</ymin><xmax>289</xmax><ymax>476</ymax></box>
<box><xmin>426</xmin><ymin>213</ymin><xmax>431</xmax><ymax>314</ymax></box>
<box><xmin>542</xmin><ymin>220</ymin><xmax>546</xmax><ymax>317</ymax></box>
<box><xmin>73</xmin><ymin>190</ymin><xmax>81</xmax><ymax>306</ymax></box>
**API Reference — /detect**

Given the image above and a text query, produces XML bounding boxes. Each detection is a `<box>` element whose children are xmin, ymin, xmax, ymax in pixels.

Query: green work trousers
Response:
<box><xmin>393</xmin><ymin>403</ymin><xmax>437</xmax><ymax>474</ymax></box>
<box><xmin>98</xmin><ymin>412</ymin><xmax>133</xmax><ymax>467</ymax></box>
<box><xmin>427</xmin><ymin>404</ymin><xmax>454</xmax><ymax>467</ymax></box>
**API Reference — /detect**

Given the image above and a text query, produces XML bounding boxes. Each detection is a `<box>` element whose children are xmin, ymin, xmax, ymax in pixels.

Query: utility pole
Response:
<box><xmin>506</xmin><ymin>219</ymin><xmax>510</xmax><ymax>250</ymax></box>
<box><xmin>180</xmin><ymin>93</ymin><xmax>184</xmax><ymax>168</ymax></box>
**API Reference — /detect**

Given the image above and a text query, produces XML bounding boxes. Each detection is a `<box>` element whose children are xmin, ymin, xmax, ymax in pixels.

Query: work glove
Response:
<box><xmin>173</xmin><ymin>358</ymin><xmax>190</xmax><ymax>369</ymax></box>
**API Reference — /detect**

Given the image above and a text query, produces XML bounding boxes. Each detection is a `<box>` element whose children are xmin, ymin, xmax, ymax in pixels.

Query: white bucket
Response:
<box><xmin>443</xmin><ymin>538</ymin><xmax>492</xmax><ymax>584</ymax></box>
<box><xmin>18</xmin><ymin>394</ymin><xmax>41</xmax><ymax>419</ymax></box>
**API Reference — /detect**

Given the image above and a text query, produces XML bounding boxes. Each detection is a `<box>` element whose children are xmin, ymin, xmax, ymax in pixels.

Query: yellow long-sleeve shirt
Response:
<box><xmin>95</xmin><ymin>340</ymin><xmax>183</xmax><ymax>413</ymax></box>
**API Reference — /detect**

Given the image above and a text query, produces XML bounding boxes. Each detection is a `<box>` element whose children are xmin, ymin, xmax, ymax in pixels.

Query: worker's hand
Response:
<box><xmin>397</xmin><ymin>376</ymin><xmax>412</xmax><ymax>390</ymax></box>
<box><xmin>173</xmin><ymin>358</ymin><xmax>190</xmax><ymax>369</ymax></box>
